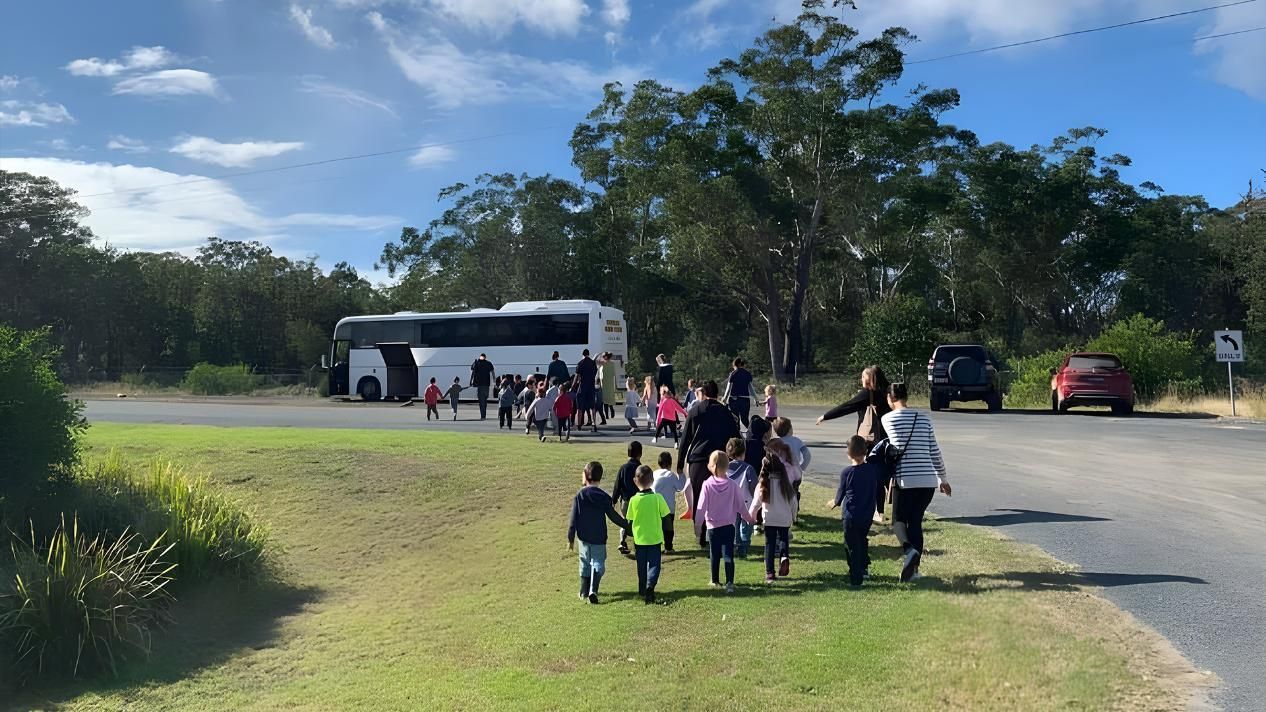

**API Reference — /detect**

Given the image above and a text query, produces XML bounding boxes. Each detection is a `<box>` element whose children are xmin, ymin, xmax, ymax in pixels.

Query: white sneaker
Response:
<box><xmin>872</xmin><ymin>511</ymin><xmax>884</xmax><ymax>525</ymax></box>
<box><xmin>901</xmin><ymin>549</ymin><xmax>920</xmax><ymax>582</ymax></box>
<box><xmin>724</xmin><ymin>583</ymin><xmax>735</xmax><ymax>594</ymax></box>
<box><xmin>911</xmin><ymin>571</ymin><xmax>923</xmax><ymax>581</ymax></box>
<box><xmin>651</xmin><ymin>437</ymin><xmax>657</xmax><ymax>444</ymax></box>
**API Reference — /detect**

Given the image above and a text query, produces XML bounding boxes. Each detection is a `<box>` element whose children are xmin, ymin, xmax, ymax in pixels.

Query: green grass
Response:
<box><xmin>10</xmin><ymin>424</ymin><xmax>1185</xmax><ymax>711</ymax></box>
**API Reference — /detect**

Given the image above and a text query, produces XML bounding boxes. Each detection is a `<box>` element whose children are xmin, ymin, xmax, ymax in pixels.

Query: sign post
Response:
<box><xmin>1214</xmin><ymin>329</ymin><xmax>1245</xmax><ymax>416</ymax></box>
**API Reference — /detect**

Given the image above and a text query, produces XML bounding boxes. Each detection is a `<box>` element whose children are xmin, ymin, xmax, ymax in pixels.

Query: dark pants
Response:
<box><xmin>476</xmin><ymin>386</ymin><xmax>490</xmax><ymax>418</ymax></box>
<box><xmin>556</xmin><ymin>415</ymin><xmax>571</xmax><ymax>439</ymax></box>
<box><xmin>892</xmin><ymin>486</ymin><xmax>935</xmax><ymax>554</ymax></box>
<box><xmin>763</xmin><ymin>525</ymin><xmax>790</xmax><ymax>576</ymax></box>
<box><xmin>709</xmin><ymin>524</ymin><xmax>736</xmax><ymax>584</ymax></box>
<box><xmin>687</xmin><ymin>461</ymin><xmax>710</xmax><ymax>546</ymax></box>
<box><xmin>662</xmin><ymin>515</ymin><xmax>675</xmax><ymax>552</ymax></box>
<box><xmin>729</xmin><ymin>397</ymin><xmax>751</xmax><ymax>428</ymax></box>
<box><xmin>498</xmin><ymin>406</ymin><xmax>512</xmax><ymax>428</ymax></box>
<box><xmin>654</xmin><ymin>420</ymin><xmax>679</xmax><ymax>440</ymax></box>
<box><xmin>875</xmin><ymin>481</ymin><xmax>888</xmax><ymax>515</ymax></box>
<box><xmin>843</xmin><ymin>518</ymin><xmax>870</xmax><ymax>585</ymax></box>
<box><xmin>635</xmin><ymin>543</ymin><xmax>662</xmax><ymax>594</ymax></box>
<box><xmin>426</xmin><ymin>403</ymin><xmax>438</xmax><ymax>420</ymax></box>
<box><xmin>449</xmin><ymin>395</ymin><xmax>459</xmax><ymax>415</ymax></box>
<box><xmin>535</xmin><ymin>416</ymin><xmax>548</xmax><ymax>439</ymax></box>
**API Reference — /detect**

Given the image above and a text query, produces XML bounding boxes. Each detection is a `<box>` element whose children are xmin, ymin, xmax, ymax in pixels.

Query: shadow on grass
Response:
<box><xmin>939</xmin><ymin>509</ymin><xmax>1111</xmax><ymax>527</ymax></box>
<box><xmin>8</xmin><ymin>578</ymin><xmax>321</xmax><ymax>709</ymax></box>
<box><xmin>921</xmin><ymin>570</ymin><xmax>1208</xmax><ymax>594</ymax></box>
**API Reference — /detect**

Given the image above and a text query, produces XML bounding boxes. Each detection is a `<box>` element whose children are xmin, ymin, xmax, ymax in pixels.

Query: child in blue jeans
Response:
<box><xmin>827</xmin><ymin>436</ymin><xmax>881</xmax><ymax>586</ymax></box>
<box><xmin>567</xmin><ymin>461</ymin><xmax>629</xmax><ymax>604</ymax></box>
<box><xmin>725</xmin><ymin>437</ymin><xmax>756</xmax><ymax>556</ymax></box>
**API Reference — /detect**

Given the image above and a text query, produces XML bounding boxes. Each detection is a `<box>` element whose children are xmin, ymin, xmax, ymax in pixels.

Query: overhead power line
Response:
<box><xmin>0</xmin><ymin>124</ymin><xmax>569</xmax><ymax>221</ymax></box>
<box><xmin>907</xmin><ymin>0</ymin><xmax>1260</xmax><ymax>64</ymax></box>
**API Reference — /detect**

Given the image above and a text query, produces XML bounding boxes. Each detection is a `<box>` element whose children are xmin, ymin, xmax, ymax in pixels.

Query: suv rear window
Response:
<box><xmin>1068</xmin><ymin>355</ymin><xmax>1122</xmax><ymax>370</ymax></box>
<box><xmin>934</xmin><ymin>346</ymin><xmax>988</xmax><ymax>362</ymax></box>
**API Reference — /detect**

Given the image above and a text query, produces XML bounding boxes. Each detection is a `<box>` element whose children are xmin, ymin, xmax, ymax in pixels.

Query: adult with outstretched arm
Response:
<box><xmin>817</xmin><ymin>366</ymin><xmax>891</xmax><ymax>522</ymax></box>
<box><xmin>676</xmin><ymin>380</ymin><xmax>740</xmax><ymax>547</ymax></box>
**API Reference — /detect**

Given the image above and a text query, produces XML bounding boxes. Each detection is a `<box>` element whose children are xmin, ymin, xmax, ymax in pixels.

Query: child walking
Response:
<box><xmin>725</xmin><ymin>438</ymin><xmax>757</xmax><ymax>557</ymax></box>
<box><xmin>695</xmin><ymin>450</ymin><xmax>756</xmax><ymax>593</ymax></box>
<box><xmin>762</xmin><ymin>385</ymin><xmax>778</xmax><ymax>419</ymax></box>
<box><xmin>828</xmin><ymin>436</ymin><xmax>882</xmax><ymax>586</ymax></box>
<box><xmin>771</xmin><ymin>417</ymin><xmax>811</xmax><ymax>470</ymax></box>
<box><xmin>423</xmin><ymin>377</ymin><xmax>442</xmax><ymax>421</ymax></box>
<box><xmin>530</xmin><ymin>383</ymin><xmax>553</xmax><ymax>441</ymax></box>
<box><xmin>750</xmin><ymin>455</ymin><xmax>797</xmax><ymax>582</ymax></box>
<box><xmin>497</xmin><ymin>375</ymin><xmax>516</xmax><ymax>429</ymax></box>
<box><xmin>444</xmin><ymin>377</ymin><xmax>465</xmax><ymax>420</ymax></box>
<box><xmin>623</xmin><ymin>377</ymin><xmax>641</xmax><ymax>433</ymax></box>
<box><xmin>568</xmin><ymin>461</ymin><xmax>629</xmax><ymax>604</ymax></box>
<box><xmin>642</xmin><ymin>376</ymin><xmax>658</xmax><ymax>430</ymax></box>
<box><xmin>554</xmin><ymin>382</ymin><xmax>575</xmax><ymax>442</ymax></box>
<box><xmin>651</xmin><ymin>451</ymin><xmax>687</xmax><ymax>552</ymax></box>
<box><xmin>625</xmin><ymin>465</ymin><xmax>670</xmax><ymax>604</ymax></box>
<box><xmin>611</xmin><ymin>441</ymin><xmax>642</xmax><ymax>555</ymax></box>
<box><xmin>519</xmin><ymin>377</ymin><xmax>537</xmax><ymax>433</ymax></box>
<box><xmin>652</xmin><ymin>387</ymin><xmax>687</xmax><ymax>445</ymax></box>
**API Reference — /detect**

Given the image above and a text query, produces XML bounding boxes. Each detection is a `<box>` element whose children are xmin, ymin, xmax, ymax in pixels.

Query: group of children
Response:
<box><xmin>566</xmin><ymin>412</ymin><xmax>885</xmax><ymax>604</ymax></box>
<box><xmin>620</xmin><ymin>377</ymin><xmax>782</xmax><ymax>448</ymax></box>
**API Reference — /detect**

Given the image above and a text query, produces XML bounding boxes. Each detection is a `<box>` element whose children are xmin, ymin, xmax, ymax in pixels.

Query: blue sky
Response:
<box><xmin>2</xmin><ymin>0</ymin><xmax>1264</xmax><ymax>281</ymax></box>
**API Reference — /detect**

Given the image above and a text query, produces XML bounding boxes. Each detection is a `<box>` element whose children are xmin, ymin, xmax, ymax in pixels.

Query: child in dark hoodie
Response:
<box><xmin>827</xmin><ymin>436</ymin><xmax>882</xmax><ymax>586</ymax></box>
<box><xmin>611</xmin><ymin>441</ymin><xmax>643</xmax><ymax>555</ymax></box>
<box><xmin>568</xmin><ymin>461</ymin><xmax>629</xmax><ymax>604</ymax></box>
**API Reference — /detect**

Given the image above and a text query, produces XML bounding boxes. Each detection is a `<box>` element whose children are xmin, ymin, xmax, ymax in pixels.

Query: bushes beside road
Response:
<box><xmin>0</xmin><ymin>328</ymin><xmax>271</xmax><ymax>692</ymax></box>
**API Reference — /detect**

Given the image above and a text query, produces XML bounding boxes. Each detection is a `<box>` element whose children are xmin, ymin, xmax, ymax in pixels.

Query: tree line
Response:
<box><xmin>2</xmin><ymin>3</ymin><xmax>1263</xmax><ymax>384</ymax></box>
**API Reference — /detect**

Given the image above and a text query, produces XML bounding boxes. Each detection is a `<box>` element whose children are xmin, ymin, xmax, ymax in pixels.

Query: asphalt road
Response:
<box><xmin>83</xmin><ymin>397</ymin><xmax>1266</xmax><ymax>710</ymax></box>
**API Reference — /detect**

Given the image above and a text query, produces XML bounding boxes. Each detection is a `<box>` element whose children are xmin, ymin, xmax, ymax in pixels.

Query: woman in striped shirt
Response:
<box><xmin>879</xmin><ymin>382</ymin><xmax>953</xmax><ymax>582</ymax></box>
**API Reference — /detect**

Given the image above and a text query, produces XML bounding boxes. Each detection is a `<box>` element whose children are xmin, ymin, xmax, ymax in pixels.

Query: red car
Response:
<box><xmin>1050</xmin><ymin>352</ymin><xmax>1135</xmax><ymax>415</ymax></box>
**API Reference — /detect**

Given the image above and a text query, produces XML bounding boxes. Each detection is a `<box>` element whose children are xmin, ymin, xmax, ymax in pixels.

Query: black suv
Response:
<box><xmin>927</xmin><ymin>344</ymin><xmax>1002</xmax><ymax>412</ymax></box>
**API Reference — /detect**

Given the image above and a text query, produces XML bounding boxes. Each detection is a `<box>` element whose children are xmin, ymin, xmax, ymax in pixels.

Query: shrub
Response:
<box><xmin>1006</xmin><ymin>348</ymin><xmax>1076</xmax><ymax>408</ymax></box>
<box><xmin>0</xmin><ymin>326</ymin><xmax>86</xmax><ymax>515</ymax></box>
<box><xmin>181</xmin><ymin>363</ymin><xmax>259</xmax><ymax>395</ymax></box>
<box><xmin>670</xmin><ymin>334</ymin><xmax>735</xmax><ymax>385</ymax></box>
<box><xmin>0</xmin><ymin>517</ymin><xmax>174</xmax><ymax>683</ymax></box>
<box><xmin>76</xmin><ymin>455</ymin><xmax>270</xmax><ymax>583</ymax></box>
<box><xmin>849</xmin><ymin>294</ymin><xmax>935</xmax><ymax>380</ymax></box>
<box><xmin>1087</xmin><ymin>315</ymin><xmax>1200</xmax><ymax>401</ymax></box>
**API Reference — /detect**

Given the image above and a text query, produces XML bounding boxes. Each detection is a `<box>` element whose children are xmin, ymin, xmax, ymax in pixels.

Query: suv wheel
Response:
<box><xmin>1050</xmin><ymin>392</ymin><xmax>1060</xmax><ymax>413</ymax></box>
<box><xmin>1111</xmin><ymin>401</ymin><xmax>1134</xmax><ymax>416</ymax></box>
<box><xmin>930</xmin><ymin>392</ymin><xmax>943</xmax><ymax>412</ymax></box>
<box><xmin>985</xmin><ymin>392</ymin><xmax>1003</xmax><ymax>412</ymax></box>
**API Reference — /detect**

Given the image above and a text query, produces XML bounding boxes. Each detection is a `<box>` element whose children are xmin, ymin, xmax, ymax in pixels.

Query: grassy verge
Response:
<box><xmin>14</xmin><ymin>424</ymin><xmax>1199</xmax><ymax>710</ymax></box>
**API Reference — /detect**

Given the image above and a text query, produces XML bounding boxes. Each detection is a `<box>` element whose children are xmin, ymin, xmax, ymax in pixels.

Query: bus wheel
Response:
<box><xmin>357</xmin><ymin>377</ymin><xmax>381</xmax><ymax>402</ymax></box>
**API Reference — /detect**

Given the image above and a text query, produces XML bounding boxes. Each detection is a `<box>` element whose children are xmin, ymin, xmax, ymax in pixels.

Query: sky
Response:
<box><xmin>2</xmin><ymin>0</ymin><xmax>1264</xmax><ymax>282</ymax></box>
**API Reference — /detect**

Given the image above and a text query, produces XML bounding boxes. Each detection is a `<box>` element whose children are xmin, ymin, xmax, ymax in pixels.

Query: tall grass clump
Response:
<box><xmin>77</xmin><ymin>454</ymin><xmax>270</xmax><ymax>583</ymax></box>
<box><xmin>0</xmin><ymin>517</ymin><xmax>174</xmax><ymax>683</ymax></box>
<box><xmin>181</xmin><ymin>363</ymin><xmax>259</xmax><ymax>396</ymax></box>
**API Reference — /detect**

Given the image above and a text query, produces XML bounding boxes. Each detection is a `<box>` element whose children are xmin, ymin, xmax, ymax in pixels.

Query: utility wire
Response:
<box><xmin>907</xmin><ymin>0</ymin><xmax>1259</xmax><ymax>64</ymax></box>
<box><xmin>0</xmin><ymin>124</ymin><xmax>568</xmax><ymax>221</ymax></box>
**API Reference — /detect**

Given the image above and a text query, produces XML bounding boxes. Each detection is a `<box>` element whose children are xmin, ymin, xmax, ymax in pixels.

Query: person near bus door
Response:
<box><xmin>470</xmin><ymin>353</ymin><xmax>496</xmax><ymax>420</ymax></box>
<box><xmin>547</xmin><ymin>351</ymin><xmax>570</xmax><ymax>386</ymax></box>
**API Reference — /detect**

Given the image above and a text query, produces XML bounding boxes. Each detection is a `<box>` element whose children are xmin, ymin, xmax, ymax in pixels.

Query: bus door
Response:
<box><xmin>376</xmin><ymin>342</ymin><xmax>419</xmax><ymax>399</ymax></box>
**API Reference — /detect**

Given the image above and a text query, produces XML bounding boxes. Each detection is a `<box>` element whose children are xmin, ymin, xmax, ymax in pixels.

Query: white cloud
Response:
<box><xmin>112</xmin><ymin>69</ymin><xmax>222</xmax><ymax>98</ymax></box>
<box><xmin>290</xmin><ymin>4</ymin><xmax>337</xmax><ymax>49</ymax></box>
<box><xmin>0</xmin><ymin>100</ymin><xmax>74</xmax><ymax>127</ymax></box>
<box><xmin>0</xmin><ymin>157</ymin><xmax>401</xmax><ymax>253</ymax></box>
<box><xmin>368</xmin><ymin>11</ymin><xmax>646</xmax><ymax>109</ymax></box>
<box><xmin>107</xmin><ymin>135</ymin><xmax>150</xmax><ymax>153</ymax></box>
<box><xmin>65</xmin><ymin>45</ymin><xmax>175</xmax><ymax>77</ymax></box>
<box><xmin>275</xmin><ymin>212</ymin><xmax>401</xmax><ymax>229</ymax></box>
<box><xmin>170</xmin><ymin>136</ymin><xmax>305</xmax><ymax>167</ymax></box>
<box><xmin>298</xmin><ymin>77</ymin><xmax>398</xmax><ymax>117</ymax></box>
<box><xmin>0</xmin><ymin>75</ymin><xmax>19</xmax><ymax>91</ymax></box>
<box><xmin>408</xmin><ymin>144</ymin><xmax>456</xmax><ymax>168</ymax></box>
<box><xmin>424</xmin><ymin>0</ymin><xmax>590</xmax><ymax>36</ymax></box>
<box><xmin>602</xmin><ymin>0</ymin><xmax>630</xmax><ymax>27</ymax></box>
<box><xmin>1194</xmin><ymin>2</ymin><xmax>1266</xmax><ymax>101</ymax></box>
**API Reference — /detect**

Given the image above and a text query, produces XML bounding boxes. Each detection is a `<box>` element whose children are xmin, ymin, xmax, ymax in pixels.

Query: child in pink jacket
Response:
<box><xmin>652</xmin><ymin>386</ymin><xmax>687</xmax><ymax>445</ymax></box>
<box><xmin>695</xmin><ymin>450</ymin><xmax>756</xmax><ymax>593</ymax></box>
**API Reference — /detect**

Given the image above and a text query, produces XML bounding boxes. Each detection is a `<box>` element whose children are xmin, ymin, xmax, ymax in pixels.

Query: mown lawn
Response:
<box><xmin>10</xmin><ymin>424</ymin><xmax>1187</xmax><ymax>710</ymax></box>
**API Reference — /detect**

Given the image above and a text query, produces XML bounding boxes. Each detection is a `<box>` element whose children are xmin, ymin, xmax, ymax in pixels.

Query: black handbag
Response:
<box><xmin>883</xmin><ymin>412</ymin><xmax>919</xmax><ymax>474</ymax></box>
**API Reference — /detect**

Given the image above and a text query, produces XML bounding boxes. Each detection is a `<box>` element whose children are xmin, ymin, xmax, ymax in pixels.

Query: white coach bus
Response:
<box><xmin>324</xmin><ymin>300</ymin><xmax>628</xmax><ymax>402</ymax></box>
